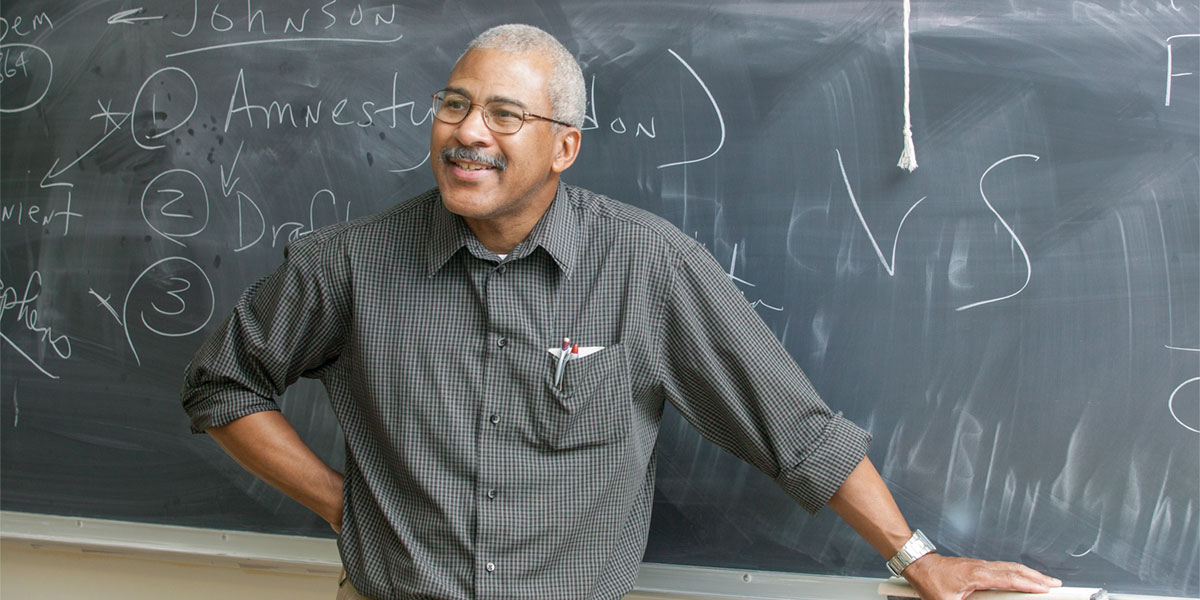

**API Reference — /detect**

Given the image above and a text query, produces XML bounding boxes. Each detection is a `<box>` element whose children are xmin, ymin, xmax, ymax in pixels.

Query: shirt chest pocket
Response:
<box><xmin>527</xmin><ymin>344</ymin><xmax>632</xmax><ymax>451</ymax></box>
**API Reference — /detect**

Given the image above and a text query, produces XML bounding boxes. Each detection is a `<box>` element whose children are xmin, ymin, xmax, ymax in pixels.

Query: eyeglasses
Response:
<box><xmin>431</xmin><ymin>90</ymin><xmax>573</xmax><ymax>134</ymax></box>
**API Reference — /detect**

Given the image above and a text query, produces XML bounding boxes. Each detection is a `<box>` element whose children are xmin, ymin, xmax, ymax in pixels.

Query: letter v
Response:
<box><xmin>836</xmin><ymin>149</ymin><xmax>926</xmax><ymax>276</ymax></box>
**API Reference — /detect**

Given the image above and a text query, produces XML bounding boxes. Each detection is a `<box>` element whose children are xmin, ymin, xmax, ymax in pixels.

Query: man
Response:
<box><xmin>182</xmin><ymin>24</ymin><xmax>1061</xmax><ymax>600</ymax></box>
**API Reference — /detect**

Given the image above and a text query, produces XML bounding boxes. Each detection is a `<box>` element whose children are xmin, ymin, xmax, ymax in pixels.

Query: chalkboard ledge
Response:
<box><xmin>0</xmin><ymin>511</ymin><xmax>339</xmax><ymax>575</ymax></box>
<box><xmin>0</xmin><ymin>512</ymin><xmax>1179</xmax><ymax>600</ymax></box>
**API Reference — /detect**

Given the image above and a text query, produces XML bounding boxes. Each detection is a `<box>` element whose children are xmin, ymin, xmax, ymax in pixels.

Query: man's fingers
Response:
<box><xmin>902</xmin><ymin>555</ymin><xmax>1064</xmax><ymax>600</ymax></box>
<box><xmin>1005</xmin><ymin>562</ymin><xmax>1062</xmax><ymax>590</ymax></box>
<box><xmin>1017</xmin><ymin>563</ymin><xmax>1063</xmax><ymax>588</ymax></box>
<box><xmin>970</xmin><ymin>561</ymin><xmax>1061</xmax><ymax>593</ymax></box>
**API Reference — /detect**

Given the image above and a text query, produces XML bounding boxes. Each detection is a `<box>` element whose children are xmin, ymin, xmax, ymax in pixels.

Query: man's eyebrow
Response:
<box><xmin>487</xmin><ymin>94</ymin><xmax>528</xmax><ymax>109</ymax></box>
<box><xmin>442</xmin><ymin>86</ymin><xmax>529</xmax><ymax>109</ymax></box>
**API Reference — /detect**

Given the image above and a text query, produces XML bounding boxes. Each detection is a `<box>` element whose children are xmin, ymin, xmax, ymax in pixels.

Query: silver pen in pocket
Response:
<box><xmin>554</xmin><ymin>337</ymin><xmax>570</xmax><ymax>386</ymax></box>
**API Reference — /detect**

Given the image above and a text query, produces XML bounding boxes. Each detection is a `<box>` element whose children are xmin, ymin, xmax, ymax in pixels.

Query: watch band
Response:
<box><xmin>886</xmin><ymin>529</ymin><xmax>936</xmax><ymax>577</ymax></box>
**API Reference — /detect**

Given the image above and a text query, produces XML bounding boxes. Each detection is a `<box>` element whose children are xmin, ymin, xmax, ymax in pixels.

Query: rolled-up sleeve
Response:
<box><xmin>658</xmin><ymin>239</ymin><xmax>870</xmax><ymax>514</ymax></box>
<box><xmin>181</xmin><ymin>233</ymin><xmax>349</xmax><ymax>433</ymax></box>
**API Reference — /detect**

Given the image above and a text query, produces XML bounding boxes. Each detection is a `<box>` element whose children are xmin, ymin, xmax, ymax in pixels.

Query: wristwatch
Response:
<box><xmin>886</xmin><ymin>529</ymin><xmax>936</xmax><ymax>577</ymax></box>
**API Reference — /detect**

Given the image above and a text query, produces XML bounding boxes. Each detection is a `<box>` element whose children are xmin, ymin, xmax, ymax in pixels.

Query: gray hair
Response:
<box><xmin>462</xmin><ymin>24</ymin><xmax>586</xmax><ymax>130</ymax></box>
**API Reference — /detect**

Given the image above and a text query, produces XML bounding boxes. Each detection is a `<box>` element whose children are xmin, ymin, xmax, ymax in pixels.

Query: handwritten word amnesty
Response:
<box><xmin>224</xmin><ymin>70</ymin><xmax>430</xmax><ymax>131</ymax></box>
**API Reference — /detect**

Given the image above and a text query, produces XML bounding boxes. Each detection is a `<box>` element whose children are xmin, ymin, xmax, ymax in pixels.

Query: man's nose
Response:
<box><xmin>454</xmin><ymin>104</ymin><xmax>493</xmax><ymax>145</ymax></box>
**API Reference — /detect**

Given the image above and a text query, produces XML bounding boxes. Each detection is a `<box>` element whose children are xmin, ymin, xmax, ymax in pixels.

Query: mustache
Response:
<box><xmin>439</xmin><ymin>147</ymin><xmax>507</xmax><ymax>171</ymax></box>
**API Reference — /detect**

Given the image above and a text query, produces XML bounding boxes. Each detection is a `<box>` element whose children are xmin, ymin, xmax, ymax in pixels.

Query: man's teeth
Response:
<box><xmin>457</xmin><ymin>162</ymin><xmax>491</xmax><ymax>171</ymax></box>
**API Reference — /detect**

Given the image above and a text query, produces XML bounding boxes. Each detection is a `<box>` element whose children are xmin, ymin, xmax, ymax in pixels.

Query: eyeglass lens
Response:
<box><xmin>433</xmin><ymin>92</ymin><xmax>527</xmax><ymax>134</ymax></box>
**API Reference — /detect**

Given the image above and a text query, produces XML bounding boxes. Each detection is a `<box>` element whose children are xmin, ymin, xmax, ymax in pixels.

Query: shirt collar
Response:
<box><xmin>426</xmin><ymin>184</ymin><xmax>578</xmax><ymax>279</ymax></box>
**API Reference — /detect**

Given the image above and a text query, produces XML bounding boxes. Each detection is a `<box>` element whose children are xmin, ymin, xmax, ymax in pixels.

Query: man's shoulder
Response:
<box><xmin>563</xmin><ymin>184</ymin><xmax>698</xmax><ymax>255</ymax></box>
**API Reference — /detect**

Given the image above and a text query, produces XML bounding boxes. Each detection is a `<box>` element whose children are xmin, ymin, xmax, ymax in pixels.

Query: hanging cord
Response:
<box><xmin>897</xmin><ymin>0</ymin><xmax>918</xmax><ymax>172</ymax></box>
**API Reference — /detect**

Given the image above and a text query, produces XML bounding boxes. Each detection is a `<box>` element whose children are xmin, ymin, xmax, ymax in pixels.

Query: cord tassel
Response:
<box><xmin>897</xmin><ymin>0</ymin><xmax>918</xmax><ymax>172</ymax></box>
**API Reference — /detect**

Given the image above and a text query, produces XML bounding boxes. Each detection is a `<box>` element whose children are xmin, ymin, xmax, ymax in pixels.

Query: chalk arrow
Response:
<box><xmin>220</xmin><ymin>141</ymin><xmax>245</xmax><ymax>198</ymax></box>
<box><xmin>107</xmin><ymin>8</ymin><xmax>164</xmax><ymax>25</ymax></box>
<box><xmin>40</xmin><ymin>160</ymin><xmax>74</xmax><ymax>190</ymax></box>
<box><xmin>40</xmin><ymin>113</ymin><xmax>130</xmax><ymax>185</ymax></box>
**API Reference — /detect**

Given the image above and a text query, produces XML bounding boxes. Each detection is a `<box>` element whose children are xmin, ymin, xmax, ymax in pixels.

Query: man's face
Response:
<box><xmin>430</xmin><ymin>48</ymin><xmax>575</xmax><ymax>225</ymax></box>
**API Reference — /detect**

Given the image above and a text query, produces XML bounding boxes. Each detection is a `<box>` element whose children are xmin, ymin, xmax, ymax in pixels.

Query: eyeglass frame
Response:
<box><xmin>431</xmin><ymin>90</ymin><xmax>574</xmax><ymax>134</ymax></box>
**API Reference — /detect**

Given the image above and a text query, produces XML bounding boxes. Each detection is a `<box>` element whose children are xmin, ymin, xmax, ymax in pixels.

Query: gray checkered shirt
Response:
<box><xmin>182</xmin><ymin>184</ymin><xmax>870</xmax><ymax>600</ymax></box>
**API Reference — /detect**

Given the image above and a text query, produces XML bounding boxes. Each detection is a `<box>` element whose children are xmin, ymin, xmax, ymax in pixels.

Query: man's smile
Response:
<box><xmin>454</xmin><ymin>161</ymin><xmax>492</xmax><ymax>171</ymax></box>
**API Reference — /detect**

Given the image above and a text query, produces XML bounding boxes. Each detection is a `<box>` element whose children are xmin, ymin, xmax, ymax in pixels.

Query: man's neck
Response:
<box><xmin>461</xmin><ymin>184</ymin><xmax>559</xmax><ymax>254</ymax></box>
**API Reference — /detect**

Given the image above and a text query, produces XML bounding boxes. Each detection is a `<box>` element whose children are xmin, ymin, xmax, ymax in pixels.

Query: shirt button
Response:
<box><xmin>485</xmin><ymin>562</ymin><xmax>496</xmax><ymax>573</ymax></box>
<box><xmin>486</xmin><ymin>489</ymin><xmax>497</xmax><ymax>500</ymax></box>
<box><xmin>496</xmin><ymin>337</ymin><xmax>507</xmax><ymax>348</ymax></box>
<box><xmin>496</xmin><ymin>265</ymin><xmax>507</xmax><ymax>275</ymax></box>
<box><xmin>489</xmin><ymin>414</ymin><xmax>500</xmax><ymax>425</ymax></box>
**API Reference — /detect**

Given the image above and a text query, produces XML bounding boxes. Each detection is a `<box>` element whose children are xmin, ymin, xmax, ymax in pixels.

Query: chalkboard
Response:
<box><xmin>2</xmin><ymin>1</ymin><xmax>1197</xmax><ymax>596</ymax></box>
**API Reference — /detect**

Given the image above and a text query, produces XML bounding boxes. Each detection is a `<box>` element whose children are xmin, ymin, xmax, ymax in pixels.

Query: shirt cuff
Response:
<box><xmin>773</xmin><ymin>412</ymin><xmax>871</xmax><ymax>514</ymax></box>
<box><xmin>183</xmin><ymin>387</ymin><xmax>280</xmax><ymax>434</ymax></box>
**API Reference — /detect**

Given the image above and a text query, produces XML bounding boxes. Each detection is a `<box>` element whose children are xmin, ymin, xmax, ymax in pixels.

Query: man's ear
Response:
<box><xmin>550</xmin><ymin>127</ymin><xmax>582</xmax><ymax>174</ymax></box>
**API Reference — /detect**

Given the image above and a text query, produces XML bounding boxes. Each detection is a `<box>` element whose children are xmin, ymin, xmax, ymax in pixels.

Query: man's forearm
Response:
<box><xmin>827</xmin><ymin>457</ymin><xmax>1060</xmax><ymax>600</ymax></box>
<box><xmin>206</xmin><ymin>410</ymin><xmax>345</xmax><ymax>531</ymax></box>
<box><xmin>827</xmin><ymin>457</ymin><xmax>914</xmax><ymax>558</ymax></box>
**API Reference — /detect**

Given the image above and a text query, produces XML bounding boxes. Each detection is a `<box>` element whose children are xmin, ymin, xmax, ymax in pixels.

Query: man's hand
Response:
<box><xmin>902</xmin><ymin>554</ymin><xmax>1062</xmax><ymax>600</ymax></box>
<box><xmin>207</xmin><ymin>410</ymin><xmax>345</xmax><ymax>533</ymax></box>
<box><xmin>827</xmin><ymin>458</ymin><xmax>1062</xmax><ymax>600</ymax></box>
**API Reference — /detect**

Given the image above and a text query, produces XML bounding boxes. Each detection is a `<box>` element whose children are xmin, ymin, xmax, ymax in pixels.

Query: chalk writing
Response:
<box><xmin>131</xmin><ymin>66</ymin><xmax>198</xmax><ymax>150</ymax></box>
<box><xmin>657</xmin><ymin>49</ymin><xmax>725</xmax><ymax>169</ymax></box>
<box><xmin>89</xmin><ymin>257</ymin><xmax>215</xmax><ymax>366</ymax></box>
<box><xmin>272</xmin><ymin>189</ymin><xmax>350</xmax><ymax>247</ymax></box>
<box><xmin>835</xmin><ymin>148</ymin><xmax>927</xmax><ymax>276</ymax></box>
<box><xmin>1165</xmin><ymin>34</ymin><xmax>1200</xmax><ymax>106</ymax></box>
<box><xmin>166</xmin><ymin>1</ymin><xmax>402</xmax><ymax>57</ymax></box>
<box><xmin>233</xmin><ymin>191</ymin><xmax>265</xmax><ymax>251</ymax></box>
<box><xmin>35</xmin><ymin>142</ymin><xmax>86</xmax><ymax>237</ymax></box>
<box><xmin>1</xmin><ymin>271</ymin><xmax>71</xmax><ymax>380</ymax></box>
<box><xmin>141</xmin><ymin>169</ymin><xmax>210</xmax><ymax>247</ymax></box>
<box><xmin>92</xmin><ymin>98</ymin><xmax>132</xmax><ymax>135</ymax></box>
<box><xmin>956</xmin><ymin>154</ymin><xmax>1041</xmax><ymax>312</ymax></box>
<box><xmin>37</xmin><ymin>168</ymin><xmax>81</xmax><ymax>238</ymax></box>
<box><xmin>107</xmin><ymin>8</ymin><xmax>165</xmax><ymax>25</ymax></box>
<box><xmin>0</xmin><ymin>43</ymin><xmax>52</xmax><ymax>113</ymax></box>
<box><xmin>223</xmin><ymin>68</ymin><xmax>430</xmax><ymax>131</ymax></box>
<box><xmin>0</xmin><ymin>12</ymin><xmax>53</xmax><ymax>41</ymax></box>
<box><xmin>725</xmin><ymin>242</ymin><xmax>783</xmax><ymax>312</ymax></box>
<box><xmin>40</xmin><ymin>62</ymin><xmax>185</xmax><ymax>179</ymax></box>
<box><xmin>389</xmin><ymin>151</ymin><xmax>430</xmax><ymax>174</ymax></box>
<box><xmin>228</xmin><ymin>187</ymin><xmax>351</xmax><ymax>251</ymax></box>
<box><xmin>36</xmin><ymin>65</ymin><xmax>185</xmax><ymax>225</ymax></box>
<box><xmin>167</xmin><ymin>32</ymin><xmax>403</xmax><ymax>58</ymax></box>
<box><xmin>215</xmin><ymin>140</ymin><xmax>261</xmax><ymax>251</ymax></box>
<box><xmin>1068</xmin><ymin>528</ymin><xmax>1101</xmax><ymax>557</ymax></box>
<box><xmin>1166</xmin><ymin>345</ymin><xmax>1200</xmax><ymax>433</ymax></box>
<box><xmin>41</xmin><ymin>111</ymin><xmax>129</xmax><ymax>183</ymax></box>
<box><xmin>220</xmin><ymin>140</ymin><xmax>245</xmax><ymax>197</ymax></box>
<box><xmin>1</xmin><ymin>196</ymin><xmax>80</xmax><ymax>236</ymax></box>
<box><xmin>172</xmin><ymin>0</ymin><xmax>398</xmax><ymax>38</ymax></box>
<box><xmin>1169</xmin><ymin>377</ymin><xmax>1200</xmax><ymax>433</ymax></box>
<box><xmin>212</xmin><ymin>140</ymin><xmax>351</xmax><ymax>250</ymax></box>
<box><xmin>581</xmin><ymin>75</ymin><xmax>657</xmax><ymax>138</ymax></box>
